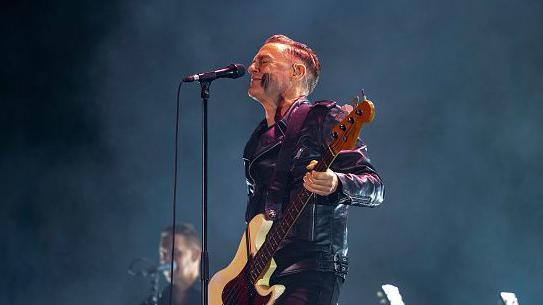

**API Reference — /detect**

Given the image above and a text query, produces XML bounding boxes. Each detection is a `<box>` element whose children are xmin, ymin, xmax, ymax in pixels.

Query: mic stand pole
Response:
<box><xmin>200</xmin><ymin>81</ymin><xmax>211</xmax><ymax>305</ymax></box>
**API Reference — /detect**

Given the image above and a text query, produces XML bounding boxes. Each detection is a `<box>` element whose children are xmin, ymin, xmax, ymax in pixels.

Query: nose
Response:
<box><xmin>248</xmin><ymin>61</ymin><xmax>258</xmax><ymax>75</ymax></box>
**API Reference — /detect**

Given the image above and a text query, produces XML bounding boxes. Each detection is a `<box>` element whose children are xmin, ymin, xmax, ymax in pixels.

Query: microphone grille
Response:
<box><xmin>232</xmin><ymin>63</ymin><xmax>245</xmax><ymax>78</ymax></box>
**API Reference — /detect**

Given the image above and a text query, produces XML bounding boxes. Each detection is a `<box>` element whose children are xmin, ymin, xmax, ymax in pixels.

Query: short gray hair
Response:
<box><xmin>264</xmin><ymin>34</ymin><xmax>321</xmax><ymax>94</ymax></box>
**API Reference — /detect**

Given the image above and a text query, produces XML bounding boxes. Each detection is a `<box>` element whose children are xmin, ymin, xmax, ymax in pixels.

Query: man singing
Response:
<box><xmin>243</xmin><ymin>34</ymin><xmax>384</xmax><ymax>305</ymax></box>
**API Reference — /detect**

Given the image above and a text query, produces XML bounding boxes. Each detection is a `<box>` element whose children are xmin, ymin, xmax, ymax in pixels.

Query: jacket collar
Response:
<box><xmin>243</xmin><ymin>96</ymin><xmax>309</xmax><ymax>161</ymax></box>
<box><xmin>275</xmin><ymin>96</ymin><xmax>309</xmax><ymax>135</ymax></box>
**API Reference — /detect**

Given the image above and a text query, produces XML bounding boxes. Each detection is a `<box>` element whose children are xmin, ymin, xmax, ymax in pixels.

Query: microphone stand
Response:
<box><xmin>150</xmin><ymin>272</ymin><xmax>160</xmax><ymax>305</ymax></box>
<box><xmin>200</xmin><ymin>81</ymin><xmax>211</xmax><ymax>305</ymax></box>
<box><xmin>127</xmin><ymin>258</ymin><xmax>161</xmax><ymax>305</ymax></box>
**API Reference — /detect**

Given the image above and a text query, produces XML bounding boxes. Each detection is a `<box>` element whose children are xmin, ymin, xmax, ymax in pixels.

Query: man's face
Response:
<box><xmin>248</xmin><ymin>43</ymin><xmax>295</xmax><ymax>103</ymax></box>
<box><xmin>159</xmin><ymin>233</ymin><xmax>200</xmax><ymax>289</ymax></box>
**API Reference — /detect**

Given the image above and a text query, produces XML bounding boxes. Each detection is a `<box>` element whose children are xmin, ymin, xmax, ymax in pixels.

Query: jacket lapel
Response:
<box><xmin>250</xmin><ymin>123</ymin><xmax>284</xmax><ymax>161</ymax></box>
<box><xmin>243</xmin><ymin>119</ymin><xmax>267</xmax><ymax>161</ymax></box>
<box><xmin>243</xmin><ymin>97</ymin><xmax>309</xmax><ymax>162</ymax></box>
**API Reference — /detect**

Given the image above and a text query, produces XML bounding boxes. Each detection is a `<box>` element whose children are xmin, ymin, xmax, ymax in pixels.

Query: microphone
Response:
<box><xmin>183</xmin><ymin>63</ymin><xmax>245</xmax><ymax>82</ymax></box>
<box><xmin>152</xmin><ymin>262</ymin><xmax>177</xmax><ymax>273</ymax></box>
<box><xmin>128</xmin><ymin>258</ymin><xmax>177</xmax><ymax>277</ymax></box>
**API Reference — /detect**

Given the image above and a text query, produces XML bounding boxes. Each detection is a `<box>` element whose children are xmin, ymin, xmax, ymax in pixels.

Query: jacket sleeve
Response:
<box><xmin>314</xmin><ymin>106</ymin><xmax>385</xmax><ymax>207</ymax></box>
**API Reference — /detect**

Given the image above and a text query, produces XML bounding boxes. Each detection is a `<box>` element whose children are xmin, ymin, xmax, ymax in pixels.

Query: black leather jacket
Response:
<box><xmin>243</xmin><ymin>98</ymin><xmax>384</xmax><ymax>278</ymax></box>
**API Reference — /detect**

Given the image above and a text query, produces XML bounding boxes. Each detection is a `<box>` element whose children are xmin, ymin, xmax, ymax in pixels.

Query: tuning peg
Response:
<box><xmin>351</xmin><ymin>95</ymin><xmax>360</xmax><ymax>107</ymax></box>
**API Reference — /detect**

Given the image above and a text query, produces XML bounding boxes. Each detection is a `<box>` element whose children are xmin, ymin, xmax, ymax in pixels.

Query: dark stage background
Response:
<box><xmin>2</xmin><ymin>1</ymin><xmax>543</xmax><ymax>304</ymax></box>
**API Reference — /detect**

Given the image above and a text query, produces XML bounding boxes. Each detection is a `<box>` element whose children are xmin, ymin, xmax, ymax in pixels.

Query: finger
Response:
<box><xmin>305</xmin><ymin>173</ymin><xmax>333</xmax><ymax>189</ymax></box>
<box><xmin>311</xmin><ymin>171</ymin><xmax>331</xmax><ymax>180</ymax></box>
<box><xmin>303</xmin><ymin>181</ymin><xmax>315</xmax><ymax>192</ymax></box>
<box><xmin>305</xmin><ymin>181</ymin><xmax>333</xmax><ymax>194</ymax></box>
<box><xmin>311</xmin><ymin>179</ymin><xmax>333</xmax><ymax>188</ymax></box>
<box><xmin>307</xmin><ymin>173</ymin><xmax>330</xmax><ymax>184</ymax></box>
<box><xmin>312</xmin><ymin>183</ymin><xmax>334</xmax><ymax>193</ymax></box>
<box><xmin>304</xmin><ymin>181</ymin><xmax>327</xmax><ymax>196</ymax></box>
<box><xmin>303</xmin><ymin>173</ymin><xmax>315</xmax><ymax>184</ymax></box>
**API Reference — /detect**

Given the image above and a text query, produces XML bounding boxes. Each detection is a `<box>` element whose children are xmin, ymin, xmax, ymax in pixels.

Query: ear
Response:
<box><xmin>292</xmin><ymin>63</ymin><xmax>306</xmax><ymax>79</ymax></box>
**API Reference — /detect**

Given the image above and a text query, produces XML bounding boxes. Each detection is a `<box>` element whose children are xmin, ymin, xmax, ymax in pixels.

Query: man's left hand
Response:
<box><xmin>303</xmin><ymin>160</ymin><xmax>339</xmax><ymax>196</ymax></box>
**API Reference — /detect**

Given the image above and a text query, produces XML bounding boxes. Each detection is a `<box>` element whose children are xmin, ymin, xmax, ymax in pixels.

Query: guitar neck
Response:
<box><xmin>248</xmin><ymin>149</ymin><xmax>337</xmax><ymax>284</ymax></box>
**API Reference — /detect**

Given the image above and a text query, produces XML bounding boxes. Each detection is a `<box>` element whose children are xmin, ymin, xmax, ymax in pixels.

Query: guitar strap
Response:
<box><xmin>265</xmin><ymin>100</ymin><xmax>333</xmax><ymax>220</ymax></box>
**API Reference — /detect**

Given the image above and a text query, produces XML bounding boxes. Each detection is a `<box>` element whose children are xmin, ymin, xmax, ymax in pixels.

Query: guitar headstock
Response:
<box><xmin>329</xmin><ymin>92</ymin><xmax>375</xmax><ymax>155</ymax></box>
<box><xmin>377</xmin><ymin>284</ymin><xmax>405</xmax><ymax>305</ymax></box>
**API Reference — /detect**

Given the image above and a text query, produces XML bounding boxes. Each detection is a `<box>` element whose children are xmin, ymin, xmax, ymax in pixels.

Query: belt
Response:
<box><xmin>277</xmin><ymin>253</ymin><xmax>349</xmax><ymax>279</ymax></box>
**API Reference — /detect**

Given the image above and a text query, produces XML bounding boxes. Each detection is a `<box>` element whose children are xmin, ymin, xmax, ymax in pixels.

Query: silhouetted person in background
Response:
<box><xmin>141</xmin><ymin>223</ymin><xmax>201</xmax><ymax>305</ymax></box>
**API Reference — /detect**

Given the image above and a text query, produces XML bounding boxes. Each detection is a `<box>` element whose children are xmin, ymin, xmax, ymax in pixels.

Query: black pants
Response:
<box><xmin>271</xmin><ymin>271</ymin><xmax>344</xmax><ymax>305</ymax></box>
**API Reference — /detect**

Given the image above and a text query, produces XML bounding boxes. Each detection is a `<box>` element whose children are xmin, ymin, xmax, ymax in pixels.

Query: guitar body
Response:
<box><xmin>208</xmin><ymin>214</ymin><xmax>286</xmax><ymax>305</ymax></box>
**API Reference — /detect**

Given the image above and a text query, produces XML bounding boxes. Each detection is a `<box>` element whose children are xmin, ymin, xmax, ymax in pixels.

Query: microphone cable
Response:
<box><xmin>168</xmin><ymin>80</ymin><xmax>183</xmax><ymax>305</ymax></box>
